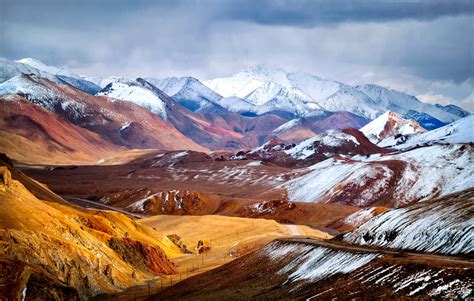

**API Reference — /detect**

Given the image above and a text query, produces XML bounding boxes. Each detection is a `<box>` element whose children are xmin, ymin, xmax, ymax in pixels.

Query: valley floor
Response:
<box><xmin>93</xmin><ymin>215</ymin><xmax>329</xmax><ymax>300</ymax></box>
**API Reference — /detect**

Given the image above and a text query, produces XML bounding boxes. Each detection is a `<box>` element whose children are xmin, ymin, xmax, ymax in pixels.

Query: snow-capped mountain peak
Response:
<box><xmin>385</xmin><ymin>115</ymin><xmax>474</xmax><ymax>149</ymax></box>
<box><xmin>97</xmin><ymin>77</ymin><xmax>168</xmax><ymax>120</ymax></box>
<box><xmin>360</xmin><ymin>111</ymin><xmax>426</xmax><ymax>143</ymax></box>
<box><xmin>284</xmin><ymin>129</ymin><xmax>360</xmax><ymax>160</ymax></box>
<box><xmin>0</xmin><ymin>74</ymin><xmax>60</xmax><ymax>108</ymax></box>
<box><xmin>204</xmin><ymin>66</ymin><xmax>367</xmax><ymax>118</ymax></box>
<box><xmin>15</xmin><ymin>57</ymin><xmax>80</xmax><ymax>78</ymax></box>
<box><xmin>145</xmin><ymin>76</ymin><xmax>225</xmax><ymax>113</ymax></box>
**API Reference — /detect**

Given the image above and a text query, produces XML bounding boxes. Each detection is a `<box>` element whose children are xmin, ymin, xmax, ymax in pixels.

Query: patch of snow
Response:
<box><xmin>343</xmin><ymin>208</ymin><xmax>377</xmax><ymax>227</ymax></box>
<box><xmin>127</xmin><ymin>191</ymin><xmax>159</xmax><ymax>212</ymax></box>
<box><xmin>171</xmin><ymin>151</ymin><xmax>188</xmax><ymax>159</ymax></box>
<box><xmin>119</xmin><ymin>121</ymin><xmax>131</xmax><ymax>132</ymax></box>
<box><xmin>273</xmin><ymin>118</ymin><xmax>301</xmax><ymax>133</ymax></box>
<box><xmin>247</xmin><ymin>161</ymin><xmax>262</xmax><ymax>166</ymax></box>
<box><xmin>360</xmin><ymin>111</ymin><xmax>425</xmax><ymax>143</ymax></box>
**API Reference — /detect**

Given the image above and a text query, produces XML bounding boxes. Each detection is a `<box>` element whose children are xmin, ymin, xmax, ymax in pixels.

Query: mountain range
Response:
<box><xmin>0</xmin><ymin>57</ymin><xmax>470</xmax><ymax>164</ymax></box>
<box><xmin>1</xmin><ymin>57</ymin><xmax>473</xmax><ymax>300</ymax></box>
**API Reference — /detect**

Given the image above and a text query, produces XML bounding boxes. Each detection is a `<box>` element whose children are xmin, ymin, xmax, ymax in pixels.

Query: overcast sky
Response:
<box><xmin>1</xmin><ymin>0</ymin><xmax>473</xmax><ymax>110</ymax></box>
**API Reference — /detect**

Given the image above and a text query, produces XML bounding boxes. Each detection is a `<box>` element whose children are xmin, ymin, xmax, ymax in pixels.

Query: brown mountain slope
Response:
<box><xmin>243</xmin><ymin>128</ymin><xmax>388</xmax><ymax>168</ymax></box>
<box><xmin>272</xmin><ymin>111</ymin><xmax>370</xmax><ymax>144</ymax></box>
<box><xmin>0</xmin><ymin>157</ymin><xmax>181</xmax><ymax>299</ymax></box>
<box><xmin>0</xmin><ymin>96</ymin><xmax>121</xmax><ymax>164</ymax></box>
<box><xmin>136</xmin><ymin>78</ymin><xmax>288</xmax><ymax>150</ymax></box>
<box><xmin>0</xmin><ymin>74</ymin><xmax>207</xmax><ymax>158</ymax></box>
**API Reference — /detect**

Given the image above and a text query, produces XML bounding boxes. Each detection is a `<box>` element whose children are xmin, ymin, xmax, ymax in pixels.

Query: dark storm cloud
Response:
<box><xmin>0</xmin><ymin>0</ymin><xmax>472</xmax><ymax>109</ymax></box>
<box><xmin>2</xmin><ymin>0</ymin><xmax>473</xmax><ymax>28</ymax></box>
<box><xmin>224</xmin><ymin>0</ymin><xmax>474</xmax><ymax>27</ymax></box>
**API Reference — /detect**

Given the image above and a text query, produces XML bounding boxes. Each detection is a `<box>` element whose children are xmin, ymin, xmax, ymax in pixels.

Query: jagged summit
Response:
<box><xmin>360</xmin><ymin>111</ymin><xmax>426</xmax><ymax>143</ymax></box>
<box><xmin>145</xmin><ymin>76</ymin><xmax>225</xmax><ymax>113</ymax></box>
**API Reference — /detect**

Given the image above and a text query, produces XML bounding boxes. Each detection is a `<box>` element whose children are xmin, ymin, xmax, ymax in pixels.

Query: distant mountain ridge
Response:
<box><xmin>145</xmin><ymin>76</ymin><xmax>226</xmax><ymax>114</ymax></box>
<box><xmin>0</xmin><ymin>57</ymin><xmax>471</xmax><ymax>160</ymax></box>
<box><xmin>203</xmin><ymin>65</ymin><xmax>468</xmax><ymax>127</ymax></box>
<box><xmin>8</xmin><ymin>57</ymin><xmax>468</xmax><ymax>129</ymax></box>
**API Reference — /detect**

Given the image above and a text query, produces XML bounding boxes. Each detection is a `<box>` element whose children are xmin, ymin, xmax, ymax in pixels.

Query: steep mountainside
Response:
<box><xmin>0</xmin><ymin>57</ymin><xmax>57</xmax><ymax>83</ymax></box>
<box><xmin>0</xmin><ymin>74</ymin><xmax>207</xmax><ymax>156</ymax></box>
<box><xmin>152</xmin><ymin>238</ymin><xmax>473</xmax><ymax>300</ymax></box>
<box><xmin>272</xmin><ymin>111</ymin><xmax>370</xmax><ymax>143</ymax></box>
<box><xmin>98</xmin><ymin>77</ymin><xmax>290</xmax><ymax>150</ymax></box>
<box><xmin>283</xmin><ymin>143</ymin><xmax>473</xmax><ymax>207</ymax></box>
<box><xmin>360</xmin><ymin>111</ymin><xmax>426</xmax><ymax>143</ymax></box>
<box><xmin>402</xmin><ymin>110</ymin><xmax>446</xmax><ymax>130</ymax></box>
<box><xmin>98</xmin><ymin>77</ymin><xmax>169</xmax><ymax>119</ymax></box>
<box><xmin>10</xmin><ymin>58</ymin><xmax>101</xmax><ymax>94</ymax></box>
<box><xmin>204</xmin><ymin>66</ymin><xmax>380</xmax><ymax>119</ymax></box>
<box><xmin>343</xmin><ymin>189</ymin><xmax>474</xmax><ymax>255</ymax></box>
<box><xmin>204</xmin><ymin>66</ymin><xmax>468</xmax><ymax>125</ymax></box>
<box><xmin>0</xmin><ymin>157</ymin><xmax>180</xmax><ymax>299</ymax></box>
<box><xmin>435</xmin><ymin>103</ymin><xmax>471</xmax><ymax>118</ymax></box>
<box><xmin>145</xmin><ymin>76</ymin><xmax>226</xmax><ymax>114</ymax></box>
<box><xmin>0</xmin><ymin>95</ymin><xmax>119</xmax><ymax>164</ymax></box>
<box><xmin>380</xmin><ymin>115</ymin><xmax>474</xmax><ymax>148</ymax></box>
<box><xmin>356</xmin><ymin>84</ymin><xmax>464</xmax><ymax>125</ymax></box>
<box><xmin>15</xmin><ymin>58</ymin><xmax>80</xmax><ymax>78</ymax></box>
<box><xmin>244</xmin><ymin>128</ymin><xmax>387</xmax><ymax>167</ymax></box>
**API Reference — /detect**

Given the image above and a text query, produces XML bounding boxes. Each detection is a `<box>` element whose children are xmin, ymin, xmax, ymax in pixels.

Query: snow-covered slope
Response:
<box><xmin>207</xmin><ymin>68</ymin><xmax>469</xmax><ymax>124</ymax></box>
<box><xmin>0</xmin><ymin>75</ymin><xmax>64</xmax><ymax>110</ymax></box>
<box><xmin>283</xmin><ymin>130</ymin><xmax>360</xmax><ymax>160</ymax></box>
<box><xmin>245</xmin><ymin>128</ymin><xmax>386</xmax><ymax>167</ymax></box>
<box><xmin>262</xmin><ymin>242</ymin><xmax>380</xmax><ymax>284</ymax></box>
<box><xmin>0</xmin><ymin>73</ymin><xmax>208</xmax><ymax>153</ymax></box>
<box><xmin>16</xmin><ymin>58</ymin><xmax>101</xmax><ymax>94</ymax></box>
<box><xmin>145</xmin><ymin>77</ymin><xmax>225</xmax><ymax>113</ymax></box>
<box><xmin>343</xmin><ymin>189</ymin><xmax>473</xmax><ymax>255</ymax></box>
<box><xmin>435</xmin><ymin>104</ymin><xmax>471</xmax><ymax>118</ymax></box>
<box><xmin>317</xmin><ymin>85</ymin><xmax>381</xmax><ymax>120</ymax></box>
<box><xmin>204</xmin><ymin>66</ymin><xmax>375</xmax><ymax>118</ymax></box>
<box><xmin>282</xmin><ymin>143</ymin><xmax>474</xmax><ymax>207</ymax></box>
<box><xmin>56</xmin><ymin>75</ymin><xmax>101</xmax><ymax>94</ymax></box>
<box><xmin>356</xmin><ymin>84</ymin><xmax>463</xmax><ymax>124</ymax></box>
<box><xmin>162</xmin><ymin>237</ymin><xmax>473</xmax><ymax>299</ymax></box>
<box><xmin>360</xmin><ymin>111</ymin><xmax>426</xmax><ymax>143</ymax></box>
<box><xmin>384</xmin><ymin>115</ymin><xmax>474</xmax><ymax>148</ymax></box>
<box><xmin>402</xmin><ymin>110</ymin><xmax>446</xmax><ymax>130</ymax></box>
<box><xmin>97</xmin><ymin>78</ymin><xmax>168</xmax><ymax>119</ymax></box>
<box><xmin>0</xmin><ymin>57</ymin><xmax>58</xmax><ymax>83</ymax></box>
<box><xmin>1</xmin><ymin>58</ymin><xmax>100</xmax><ymax>94</ymax></box>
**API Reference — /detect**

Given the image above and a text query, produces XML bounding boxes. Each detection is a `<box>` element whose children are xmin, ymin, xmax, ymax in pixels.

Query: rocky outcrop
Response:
<box><xmin>0</xmin><ymin>166</ymin><xmax>11</xmax><ymax>189</ymax></box>
<box><xmin>107</xmin><ymin>237</ymin><xmax>177</xmax><ymax>275</ymax></box>
<box><xmin>0</xmin><ymin>259</ymin><xmax>80</xmax><ymax>300</ymax></box>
